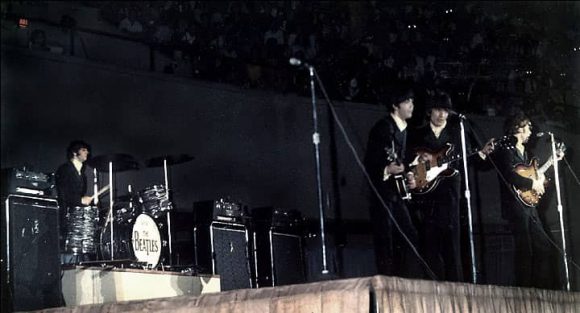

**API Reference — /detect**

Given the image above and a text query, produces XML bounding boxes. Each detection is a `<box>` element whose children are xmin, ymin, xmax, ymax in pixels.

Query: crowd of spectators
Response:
<box><xmin>26</xmin><ymin>2</ymin><xmax>580</xmax><ymax>124</ymax></box>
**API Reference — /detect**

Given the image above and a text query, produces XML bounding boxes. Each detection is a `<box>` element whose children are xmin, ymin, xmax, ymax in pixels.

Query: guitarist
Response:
<box><xmin>407</xmin><ymin>91</ymin><xmax>493</xmax><ymax>282</ymax></box>
<box><xmin>364</xmin><ymin>80</ymin><xmax>421</xmax><ymax>279</ymax></box>
<box><xmin>494</xmin><ymin>112</ymin><xmax>562</xmax><ymax>289</ymax></box>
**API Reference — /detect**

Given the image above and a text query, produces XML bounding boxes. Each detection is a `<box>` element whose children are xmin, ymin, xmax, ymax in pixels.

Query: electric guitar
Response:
<box><xmin>411</xmin><ymin>136</ymin><xmax>515</xmax><ymax>194</ymax></box>
<box><xmin>513</xmin><ymin>142</ymin><xmax>566</xmax><ymax>207</ymax></box>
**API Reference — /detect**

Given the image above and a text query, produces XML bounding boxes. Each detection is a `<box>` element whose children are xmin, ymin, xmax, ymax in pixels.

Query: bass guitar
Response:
<box><xmin>411</xmin><ymin>136</ymin><xmax>514</xmax><ymax>194</ymax></box>
<box><xmin>513</xmin><ymin>142</ymin><xmax>566</xmax><ymax>207</ymax></box>
<box><xmin>383</xmin><ymin>141</ymin><xmax>412</xmax><ymax>200</ymax></box>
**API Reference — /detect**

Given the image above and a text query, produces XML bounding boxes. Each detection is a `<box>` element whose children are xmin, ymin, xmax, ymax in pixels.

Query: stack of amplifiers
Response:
<box><xmin>1</xmin><ymin>168</ymin><xmax>55</xmax><ymax>198</ymax></box>
<box><xmin>1</xmin><ymin>194</ymin><xmax>62</xmax><ymax>312</ymax></box>
<box><xmin>192</xmin><ymin>200</ymin><xmax>253</xmax><ymax>291</ymax></box>
<box><xmin>251</xmin><ymin>207</ymin><xmax>305</xmax><ymax>287</ymax></box>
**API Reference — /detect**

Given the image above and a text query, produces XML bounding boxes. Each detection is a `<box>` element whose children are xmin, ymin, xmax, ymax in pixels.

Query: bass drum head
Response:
<box><xmin>131</xmin><ymin>214</ymin><xmax>162</xmax><ymax>268</ymax></box>
<box><xmin>99</xmin><ymin>218</ymin><xmax>134</xmax><ymax>261</ymax></box>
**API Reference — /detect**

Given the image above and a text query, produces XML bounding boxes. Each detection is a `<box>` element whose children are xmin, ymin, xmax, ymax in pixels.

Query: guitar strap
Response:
<box><xmin>401</xmin><ymin>130</ymin><xmax>407</xmax><ymax>160</ymax></box>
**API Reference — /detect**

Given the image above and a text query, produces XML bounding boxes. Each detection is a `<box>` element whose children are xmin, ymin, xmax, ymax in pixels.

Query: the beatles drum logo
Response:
<box><xmin>131</xmin><ymin>214</ymin><xmax>161</xmax><ymax>268</ymax></box>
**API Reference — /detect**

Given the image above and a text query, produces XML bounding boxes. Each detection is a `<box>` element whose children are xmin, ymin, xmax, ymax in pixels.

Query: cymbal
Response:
<box><xmin>146</xmin><ymin>154</ymin><xmax>194</xmax><ymax>167</ymax></box>
<box><xmin>86</xmin><ymin>154</ymin><xmax>140</xmax><ymax>172</ymax></box>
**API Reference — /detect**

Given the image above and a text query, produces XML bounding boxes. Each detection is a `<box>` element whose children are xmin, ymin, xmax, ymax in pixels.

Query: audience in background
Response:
<box><xmin>6</xmin><ymin>1</ymin><xmax>575</xmax><ymax>125</ymax></box>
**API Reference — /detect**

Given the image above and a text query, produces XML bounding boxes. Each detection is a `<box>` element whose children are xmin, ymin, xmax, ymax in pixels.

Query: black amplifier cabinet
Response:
<box><xmin>1</xmin><ymin>194</ymin><xmax>62</xmax><ymax>312</ymax></box>
<box><xmin>251</xmin><ymin>207</ymin><xmax>305</xmax><ymax>287</ymax></box>
<box><xmin>1</xmin><ymin>168</ymin><xmax>55</xmax><ymax>198</ymax></box>
<box><xmin>193</xmin><ymin>221</ymin><xmax>253</xmax><ymax>291</ymax></box>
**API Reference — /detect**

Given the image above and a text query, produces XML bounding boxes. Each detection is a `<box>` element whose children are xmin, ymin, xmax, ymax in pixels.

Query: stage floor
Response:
<box><xmin>61</xmin><ymin>265</ymin><xmax>220</xmax><ymax>306</ymax></box>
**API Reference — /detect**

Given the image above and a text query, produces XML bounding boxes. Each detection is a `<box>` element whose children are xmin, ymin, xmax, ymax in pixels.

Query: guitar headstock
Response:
<box><xmin>493</xmin><ymin>135</ymin><xmax>516</xmax><ymax>150</ymax></box>
<box><xmin>384</xmin><ymin>147</ymin><xmax>397</xmax><ymax>163</ymax></box>
<box><xmin>556</xmin><ymin>142</ymin><xmax>566</xmax><ymax>158</ymax></box>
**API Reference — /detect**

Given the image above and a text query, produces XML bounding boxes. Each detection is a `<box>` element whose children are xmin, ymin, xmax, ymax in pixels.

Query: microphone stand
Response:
<box><xmin>458</xmin><ymin>116</ymin><xmax>478</xmax><ymax>283</ymax></box>
<box><xmin>550</xmin><ymin>132</ymin><xmax>570</xmax><ymax>291</ymax></box>
<box><xmin>307</xmin><ymin>65</ymin><xmax>329</xmax><ymax>275</ymax></box>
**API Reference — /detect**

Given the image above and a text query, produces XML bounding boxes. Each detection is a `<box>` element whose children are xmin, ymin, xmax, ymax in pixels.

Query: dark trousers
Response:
<box><xmin>413</xmin><ymin>177</ymin><xmax>463</xmax><ymax>282</ymax></box>
<box><xmin>507</xmin><ymin>206</ymin><xmax>558</xmax><ymax>289</ymax></box>
<box><xmin>421</xmin><ymin>221</ymin><xmax>463</xmax><ymax>282</ymax></box>
<box><xmin>370</xmin><ymin>196</ymin><xmax>422</xmax><ymax>279</ymax></box>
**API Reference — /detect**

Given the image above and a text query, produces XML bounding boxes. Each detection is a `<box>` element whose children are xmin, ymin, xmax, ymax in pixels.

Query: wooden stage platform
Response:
<box><xmin>61</xmin><ymin>266</ymin><xmax>220</xmax><ymax>306</ymax></box>
<box><xmin>28</xmin><ymin>272</ymin><xmax>579</xmax><ymax>313</ymax></box>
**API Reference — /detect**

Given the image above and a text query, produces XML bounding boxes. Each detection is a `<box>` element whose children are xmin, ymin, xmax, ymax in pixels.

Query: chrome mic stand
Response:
<box><xmin>458</xmin><ymin>116</ymin><xmax>478</xmax><ymax>283</ymax></box>
<box><xmin>307</xmin><ymin>65</ymin><xmax>329</xmax><ymax>275</ymax></box>
<box><xmin>549</xmin><ymin>132</ymin><xmax>570</xmax><ymax>291</ymax></box>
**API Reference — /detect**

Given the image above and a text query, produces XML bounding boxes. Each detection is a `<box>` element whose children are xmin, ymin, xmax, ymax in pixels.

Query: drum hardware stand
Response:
<box><xmin>163</xmin><ymin>158</ymin><xmax>173</xmax><ymax>266</ymax></box>
<box><xmin>458</xmin><ymin>115</ymin><xmax>478</xmax><ymax>284</ymax></box>
<box><xmin>93</xmin><ymin>168</ymin><xmax>99</xmax><ymax>206</ymax></box>
<box><xmin>108</xmin><ymin>161</ymin><xmax>115</xmax><ymax>260</ymax></box>
<box><xmin>549</xmin><ymin>132</ymin><xmax>571</xmax><ymax>291</ymax></box>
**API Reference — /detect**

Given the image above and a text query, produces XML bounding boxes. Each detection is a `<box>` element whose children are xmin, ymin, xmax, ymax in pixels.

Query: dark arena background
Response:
<box><xmin>1</xmin><ymin>1</ymin><xmax>580</xmax><ymax>312</ymax></box>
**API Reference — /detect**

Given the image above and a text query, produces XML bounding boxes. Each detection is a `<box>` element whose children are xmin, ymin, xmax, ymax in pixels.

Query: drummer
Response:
<box><xmin>55</xmin><ymin>140</ymin><xmax>96</xmax><ymax>264</ymax></box>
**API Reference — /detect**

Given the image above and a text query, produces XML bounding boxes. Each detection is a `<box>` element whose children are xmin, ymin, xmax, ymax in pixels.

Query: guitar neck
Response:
<box><xmin>537</xmin><ymin>157</ymin><xmax>554</xmax><ymax>175</ymax></box>
<box><xmin>441</xmin><ymin>149</ymin><xmax>478</xmax><ymax>165</ymax></box>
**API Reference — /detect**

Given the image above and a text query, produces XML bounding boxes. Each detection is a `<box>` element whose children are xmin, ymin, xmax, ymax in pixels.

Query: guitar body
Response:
<box><xmin>512</xmin><ymin>158</ymin><xmax>547</xmax><ymax>207</ymax></box>
<box><xmin>411</xmin><ymin>145</ymin><xmax>458</xmax><ymax>194</ymax></box>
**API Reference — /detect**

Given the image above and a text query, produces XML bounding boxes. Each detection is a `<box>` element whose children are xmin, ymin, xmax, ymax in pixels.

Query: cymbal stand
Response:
<box><xmin>93</xmin><ymin>168</ymin><xmax>99</xmax><ymax>205</ymax></box>
<box><xmin>163</xmin><ymin>158</ymin><xmax>173</xmax><ymax>265</ymax></box>
<box><xmin>108</xmin><ymin>161</ymin><xmax>114</xmax><ymax>260</ymax></box>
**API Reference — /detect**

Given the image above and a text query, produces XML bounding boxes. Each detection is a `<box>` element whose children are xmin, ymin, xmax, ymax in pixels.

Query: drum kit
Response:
<box><xmin>64</xmin><ymin>153</ymin><xmax>194</xmax><ymax>269</ymax></box>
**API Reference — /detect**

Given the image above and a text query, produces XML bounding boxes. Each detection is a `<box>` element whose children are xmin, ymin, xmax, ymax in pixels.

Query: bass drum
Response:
<box><xmin>99</xmin><ymin>214</ymin><xmax>163</xmax><ymax>268</ymax></box>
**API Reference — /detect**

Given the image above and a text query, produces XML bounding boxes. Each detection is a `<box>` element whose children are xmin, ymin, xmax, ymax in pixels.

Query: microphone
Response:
<box><xmin>536</xmin><ymin>131</ymin><xmax>553</xmax><ymax>138</ymax></box>
<box><xmin>289</xmin><ymin>58</ymin><xmax>310</xmax><ymax>67</ymax></box>
<box><xmin>448</xmin><ymin>110</ymin><xmax>466</xmax><ymax>119</ymax></box>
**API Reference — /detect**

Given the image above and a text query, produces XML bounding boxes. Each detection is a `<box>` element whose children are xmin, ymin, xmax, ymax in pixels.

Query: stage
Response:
<box><xmin>30</xmin><ymin>273</ymin><xmax>579</xmax><ymax>313</ymax></box>
<box><xmin>60</xmin><ymin>266</ymin><xmax>220</xmax><ymax>306</ymax></box>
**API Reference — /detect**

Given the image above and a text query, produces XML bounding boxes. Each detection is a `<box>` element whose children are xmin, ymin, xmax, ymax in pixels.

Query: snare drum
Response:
<box><xmin>64</xmin><ymin>206</ymin><xmax>99</xmax><ymax>255</ymax></box>
<box><xmin>140</xmin><ymin>185</ymin><xmax>173</xmax><ymax>218</ymax></box>
<box><xmin>99</xmin><ymin>213</ymin><xmax>163</xmax><ymax>268</ymax></box>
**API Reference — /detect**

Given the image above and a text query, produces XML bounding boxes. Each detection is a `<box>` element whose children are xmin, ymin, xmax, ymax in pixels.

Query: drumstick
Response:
<box><xmin>89</xmin><ymin>185</ymin><xmax>110</xmax><ymax>201</ymax></box>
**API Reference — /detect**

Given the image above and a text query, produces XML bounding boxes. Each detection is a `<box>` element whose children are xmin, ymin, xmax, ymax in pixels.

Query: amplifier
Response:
<box><xmin>251</xmin><ymin>207</ymin><xmax>303</xmax><ymax>232</ymax></box>
<box><xmin>193</xmin><ymin>199</ymin><xmax>248</xmax><ymax>224</ymax></box>
<box><xmin>1</xmin><ymin>168</ymin><xmax>55</xmax><ymax>198</ymax></box>
<box><xmin>193</xmin><ymin>222</ymin><xmax>253</xmax><ymax>290</ymax></box>
<box><xmin>1</xmin><ymin>194</ymin><xmax>62</xmax><ymax>311</ymax></box>
<box><xmin>250</xmin><ymin>207</ymin><xmax>305</xmax><ymax>287</ymax></box>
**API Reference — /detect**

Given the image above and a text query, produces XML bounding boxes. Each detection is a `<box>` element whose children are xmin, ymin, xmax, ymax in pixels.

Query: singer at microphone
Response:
<box><xmin>493</xmin><ymin>112</ymin><xmax>562</xmax><ymax>289</ymax></box>
<box><xmin>405</xmin><ymin>90</ymin><xmax>492</xmax><ymax>282</ymax></box>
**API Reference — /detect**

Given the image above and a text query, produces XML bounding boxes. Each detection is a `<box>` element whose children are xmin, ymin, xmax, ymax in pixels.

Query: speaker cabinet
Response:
<box><xmin>253</xmin><ymin>230</ymin><xmax>305</xmax><ymax>287</ymax></box>
<box><xmin>1</xmin><ymin>195</ymin><xmax>62</xmax><ymax>311</ymax></box>
<box><xmin>193</xmin><ymin>222</ymin><xmax>252</xmax><ymax>290</ymax></box>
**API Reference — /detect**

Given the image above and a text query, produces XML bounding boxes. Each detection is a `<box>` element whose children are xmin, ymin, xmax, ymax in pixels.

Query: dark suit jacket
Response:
<box><xmin>55</xmin><ymin>161</ymin><xmax>93</xmax><ymax>208</ymax></box>
<box><xmin>492</xmin><ymin>143</ymin><xmax>534</xmax><ymax>219</ymax></box>
<box><xmin>364</xmin><ymin>115</ymin><xmax>409</xmax><ymax>192</ymax></box>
